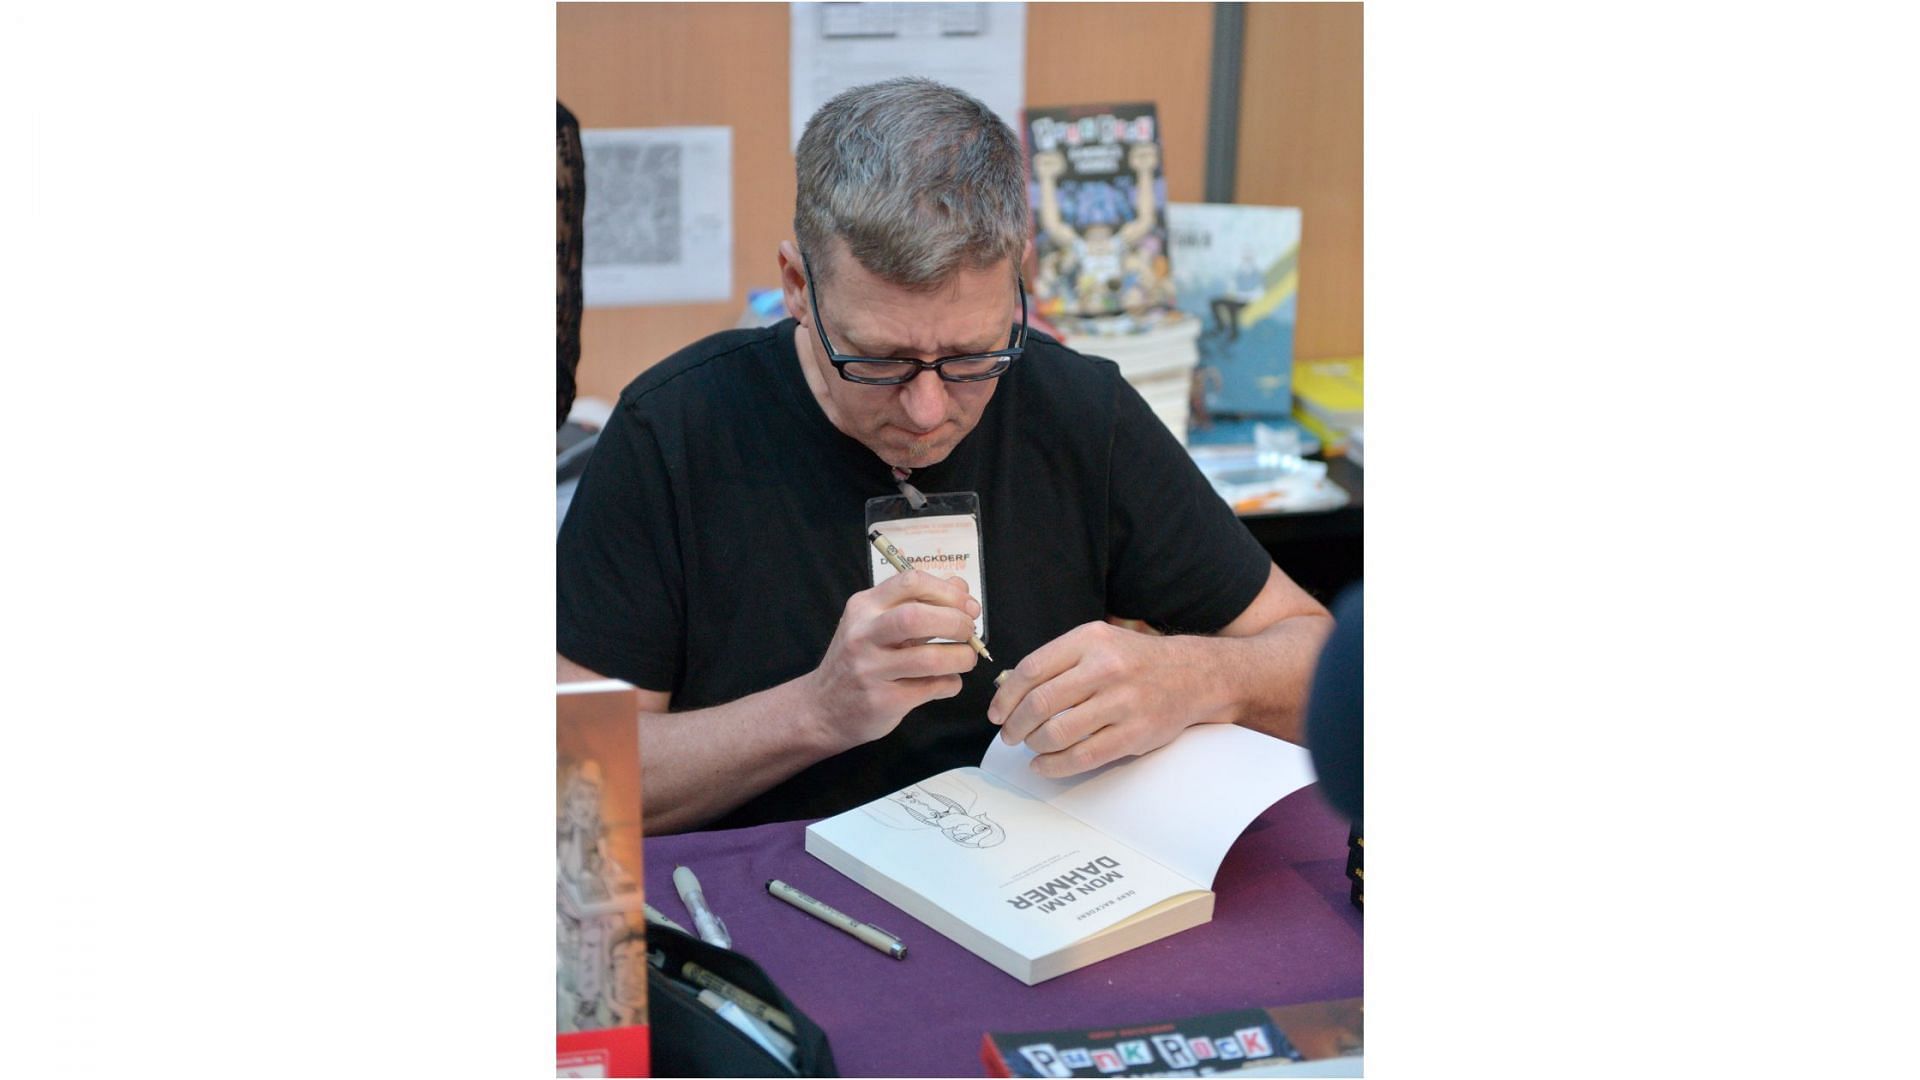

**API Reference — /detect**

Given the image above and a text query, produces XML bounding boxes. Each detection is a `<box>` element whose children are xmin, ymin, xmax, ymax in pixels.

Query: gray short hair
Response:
<box><xmin>795</xmin><ymin>77</ymin><xmax>1029</xmax><ymax>289</ymax></box>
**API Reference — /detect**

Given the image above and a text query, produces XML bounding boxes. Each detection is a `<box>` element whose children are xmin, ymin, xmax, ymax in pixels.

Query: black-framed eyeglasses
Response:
<box><xmin>803</xmin><ymin>253</ymin><xmax>1027</xmax><ymax>385</ymax></box>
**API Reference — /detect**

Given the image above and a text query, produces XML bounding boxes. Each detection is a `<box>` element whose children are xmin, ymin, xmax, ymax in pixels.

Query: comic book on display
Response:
<box><xmin>1024</xmin><ymin>102</ymin><xmax>1176</xmax><ymax>332</ymax></box>
<box><xmin>1168</xmin><ymin>202</ymin><xmax>1304</xmax><ymax>420</ymax></box>
<box><xmin>981</xmin><ymin>996</ymin><xmax>1364</xmax><ymax>1078</ymax></box>
<box><xmin>804</xmin><ymin>723</ymin><xmax>1318</xmax><ymax>985</ymax></box>
<box><xmin>557</xmin><ymin>680</ymin><xmax>651</xmax><ymax>1077</ymax></box>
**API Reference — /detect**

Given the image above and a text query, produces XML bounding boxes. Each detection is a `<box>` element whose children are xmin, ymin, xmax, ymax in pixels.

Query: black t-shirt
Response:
<box><xmin>557</xmin><ymin>318</ymin><xmax>1272</xmax><ymax>829</ymax></box>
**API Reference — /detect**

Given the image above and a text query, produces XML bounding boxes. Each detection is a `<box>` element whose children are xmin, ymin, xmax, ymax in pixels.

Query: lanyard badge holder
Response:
<box><xmin>864</xmin><ymin>477</ymin><xmax>988</xmax><ymax>647</ymax></box>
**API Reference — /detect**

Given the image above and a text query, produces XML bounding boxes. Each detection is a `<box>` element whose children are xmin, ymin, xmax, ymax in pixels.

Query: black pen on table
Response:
<box><xmin>767</xmin><ymin>879</ymin><xmax>907</xmax><ymax>960</ymax></box>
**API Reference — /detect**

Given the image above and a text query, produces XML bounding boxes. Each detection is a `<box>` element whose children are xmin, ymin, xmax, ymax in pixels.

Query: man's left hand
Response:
<box><xmin>987</xmin><ymin>621</ymin><xmax>1217</xmax><ymax>779</ymax></box>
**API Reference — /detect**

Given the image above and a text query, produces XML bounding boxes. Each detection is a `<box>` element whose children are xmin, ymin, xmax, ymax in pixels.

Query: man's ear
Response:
<box><xmin>777</xmin><ymin>241</ymin><xmax>810</xmax><ymax>327</ymax></box>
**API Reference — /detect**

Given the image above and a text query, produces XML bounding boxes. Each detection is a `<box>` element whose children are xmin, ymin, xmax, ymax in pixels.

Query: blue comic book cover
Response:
<box><xmin>1024</xmin><ymin>103</ymin><xmax>1175</xmax><ymax>328</ymax></box>
<box><xmin>1168</xmin><ymin>203</ymin><xmax>1302</xmax><ymax>418</ymax></box>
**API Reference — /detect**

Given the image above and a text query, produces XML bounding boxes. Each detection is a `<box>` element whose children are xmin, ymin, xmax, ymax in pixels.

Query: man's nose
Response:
<box><xmin>900</xmin><ymin>370</ymin><xmax>951</xmax><ymax>430</ymax></box>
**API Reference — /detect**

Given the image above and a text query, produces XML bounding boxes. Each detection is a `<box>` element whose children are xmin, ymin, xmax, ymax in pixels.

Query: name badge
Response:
<box><xmin>865</xmin><ymin>491</ymin><xmax>986</xmax><ymax>644</ymax></box>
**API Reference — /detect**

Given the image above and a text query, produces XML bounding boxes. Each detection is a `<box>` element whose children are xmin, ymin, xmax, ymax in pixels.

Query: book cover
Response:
<box><xmin>805</xmin><ymin>724</ymin><xmax>1318</xmax><ymax>985</ymax></box>
<box><xmin>557</xmin><ymin>680</ymin><xmax>651</xmax><ymax>1077</ymax></box>
<box><xmin>1291</xmin><ymin>357</ymin><xmax>1363</xmax><ymax>455</ymax></box>
<box><xmin>1024</xmin><ymin>102</ymin><xmax>1175</xmax><ymax>329</ymax></box>
<box><xmin>981</xmin><ymin>996</ymin><xmax>1362</xmax><ymax>1078</ymax></box>
<box><xmin>1168</xmin><ymin>203</ymin><xmax>1303</xmax><ymax>419</ymax></box>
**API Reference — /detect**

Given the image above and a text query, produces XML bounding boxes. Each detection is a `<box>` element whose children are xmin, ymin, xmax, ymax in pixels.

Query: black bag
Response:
<box><xmin>645</xmin><ymin>921</ymin><xmax>840</xmax><ymax>1077</ymax></box>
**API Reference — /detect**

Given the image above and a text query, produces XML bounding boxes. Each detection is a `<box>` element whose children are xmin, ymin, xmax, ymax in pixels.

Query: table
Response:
<box><xmin>1237</xmin><ymin>456</ymin><xmax>1363</xmax><ymax>606</ymax></box>
<box><xmin>644</xmin><ymin>787</ymin><xmax>1362</xmax><ymax>1077</ymax></box>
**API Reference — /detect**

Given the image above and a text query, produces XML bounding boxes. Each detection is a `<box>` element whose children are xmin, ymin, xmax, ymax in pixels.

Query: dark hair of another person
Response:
<box><xmin>557</xmin><ymin>102</ymin><xmax>585</xmax><ymax>429</ymax></box>
<box><xmin>1306</xmin><ymin>585</ymin><xmax>1363</xmax><ymax>821</ymax></box>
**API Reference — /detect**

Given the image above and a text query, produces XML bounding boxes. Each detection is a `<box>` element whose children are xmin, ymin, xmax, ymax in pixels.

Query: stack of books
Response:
<box><xmin>1057</xmin><ymin>313</ymin><xmax>1201</xmax><ymax>444</ymax></box>
<box><xmin>1023</xmin><ymin>101</ymin><xmax>1197</xmax><ymax>444</ymax></box>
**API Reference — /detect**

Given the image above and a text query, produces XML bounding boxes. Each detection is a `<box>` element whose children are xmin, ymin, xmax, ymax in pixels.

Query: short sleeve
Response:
<box><xmin>1103</xmin><ymin>372</ymin><xmax>1272</xmax><ymax>634</ymax></box>
<box><xmin>556</xmin><ymin>401</ymin><xmax>686</xmax><ymax>691</ymax></box>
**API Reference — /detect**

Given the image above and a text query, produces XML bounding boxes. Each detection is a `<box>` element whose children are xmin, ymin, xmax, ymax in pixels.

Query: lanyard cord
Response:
<box><xmin>891</xmin><ymin>466</ymin><xmax>929</xmax><ymax>510</ymax></box>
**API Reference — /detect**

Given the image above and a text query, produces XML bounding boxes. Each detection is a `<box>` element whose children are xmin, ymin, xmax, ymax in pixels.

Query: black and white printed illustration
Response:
<box><xmin>583</xmin><ymin>141</ymin><xmax>681</xmax><ymax>267</ymax></box>
<box><xmin>863</xmin><ymin>776</ymin><xmax>1007</xmax><ymax>848</ymax></box>
<box><xmin>557</xmin><ymin>903</ymin><xmax>647</xmax><ymax>1034</ymax></box>
<box><xmin>556</xmin><ymin>757</ymin><xmax>648</xmax><ymax>1033</ymax></box>
<box><xmin>557</xmin><ymin>758</ymin><xmax>639</xmax><ymax>906</ymax></box>
<box><xmin>789</xmin><ymin>3</ymin><xmax>1026</xmax><ymax>150</ymax></box>
<box><xmin>580</xmin><ymin>126</ymin><xmax>732</xmax><ymax>306</ymax></box>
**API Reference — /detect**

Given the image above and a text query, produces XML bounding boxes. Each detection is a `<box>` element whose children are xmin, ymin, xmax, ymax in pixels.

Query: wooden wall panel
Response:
<box><xmin>557</xmin><ymin>2</ymin><xmax>1360</xmax><ymax>401</ymax></box>
<box><xmin>1024</xmin><ymin>3</ymin><xmax>1215</xmax><ymax>206</ymax></box>
<box><xmin>558</xmin><ymin>2</ymin><xmax>794</xmax><ymax>403</ymax></box>
<box><xmin>1235</xmin><ymin>2</ymin><xmax>1364</xmax><ymax>360</ymax></box>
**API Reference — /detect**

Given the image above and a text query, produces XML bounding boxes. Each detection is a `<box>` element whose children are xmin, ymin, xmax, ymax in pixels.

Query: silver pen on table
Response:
<box><xmin>643</xmin><ymin>901</ymin><xmax>689</xmax><ymax>935</ymax></box>
<box><xmin>766</xmin><ymin>878</ymin><xmax>907</xmax><ymax>960</ymax></box>
<box><xmin>673</xmin><ymin>865</ymin><xmax>732</xmax><ymax>949</ymax></box>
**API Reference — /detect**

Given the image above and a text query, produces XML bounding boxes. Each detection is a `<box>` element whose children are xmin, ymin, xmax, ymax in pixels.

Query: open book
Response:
<box><xmin>805</xmin><ymin>723</ymin><xmax>1318</xmax><ymax>985</ymax></box>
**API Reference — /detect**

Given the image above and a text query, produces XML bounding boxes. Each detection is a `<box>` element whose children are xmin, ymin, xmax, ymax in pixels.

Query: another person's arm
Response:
<box><xmin>561</xmin><ymin>569</ymin><xmax>982</xmax><ymax>833</ymax></box>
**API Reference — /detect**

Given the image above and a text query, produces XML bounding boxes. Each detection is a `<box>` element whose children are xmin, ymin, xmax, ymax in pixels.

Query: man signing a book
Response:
<box><xmin>557</xmin><ymin>78</ymin><xmax>1332</xmax><ymax>833</ymax></box>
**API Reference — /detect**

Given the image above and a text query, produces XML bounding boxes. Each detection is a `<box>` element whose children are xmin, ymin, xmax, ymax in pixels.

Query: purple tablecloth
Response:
<box><xmin>645</xmin><ymin>786</ymin><xmax>1361</xmax><ymax>1077</ymax></box>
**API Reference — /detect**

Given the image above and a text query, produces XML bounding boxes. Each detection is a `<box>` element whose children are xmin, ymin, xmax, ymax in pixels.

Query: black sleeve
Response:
<box><xmin>1102</xmin><ymin>370</ymin><xmax>1273</xmax><ymax>634</ymax></box>
<box><xmin>556</xmin><ymin>400</ymin><xmax>685</xmax><ymax>692</ymax></box>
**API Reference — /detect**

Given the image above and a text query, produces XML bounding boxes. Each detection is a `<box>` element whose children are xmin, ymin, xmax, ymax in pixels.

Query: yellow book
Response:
<box><xmin>1293</xmin><ymin>357</ymin><xmax>1362</xmax><ymax>453</ymax></box>
<box><xmin>1293</xmin><ymin>357</ymin><xmax>1364</xmax><ymax>415</ymax></box>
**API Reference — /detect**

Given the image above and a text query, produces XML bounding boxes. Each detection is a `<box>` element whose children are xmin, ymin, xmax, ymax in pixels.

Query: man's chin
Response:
<box><xmin>883</xmin><ymin>446</ymin><xmax>952</xmax><ymax>469</ymax></box>
<box><xmin>874</xmin><ymin>431</ymin><xmax>958</xmax><ymax>468</ymax></box>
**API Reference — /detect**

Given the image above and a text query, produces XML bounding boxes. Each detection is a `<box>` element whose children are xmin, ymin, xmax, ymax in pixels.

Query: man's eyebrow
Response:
<box><xmin>845</xmin><ymin>331</ymin><xmax>1001</xmax><ymax>358</ymax></box>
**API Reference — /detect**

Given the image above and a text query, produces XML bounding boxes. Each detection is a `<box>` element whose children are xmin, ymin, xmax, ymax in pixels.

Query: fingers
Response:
<box><xmin>873</xmin><ymin>600</ymin><xmax>979</xmax><ymax>650</ymax></box>
<box><xmin>894</xmin><ymin>673</ymin><xmax>966</xmax><ymax>703</ymax></box>
<box><xmin>987</xmin><ymin>625</ymin><xmax>1095</xmax><ymax>736</ymax></box>
<box><xmin>1030</xmin><ymin>723</ymin><xmax>1137</xmax><ymax>779</ymax></box>
<box><xmin>1020</xmin><ymin>700</ymin><xmax>1101</xmax><ymax>755</ymax></box>
<box><xmin>995</xmin><ymin>659</ymin><xmax>1104</xmax><ymax>747</ymax></box>
<box><xmin>873</xmin><ymin>567</ymin><xmax>978</xmax><ymax>619</ymax></box>
<box><xmin>878</xmin><ymin>642</ymin><xmax>978</xmax><ymax>681</ymax></box>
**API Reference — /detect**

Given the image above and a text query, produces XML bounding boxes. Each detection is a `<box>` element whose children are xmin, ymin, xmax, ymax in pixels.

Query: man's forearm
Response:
<box><xmin>1187</xmin><ymin>613</ymin><xmax>1335</xmax><ymax>745</ymax></box>
<box><xmin>639</xmin><ymin>673</ymin><xmax>842</xmax><ymax>834</ymax></box>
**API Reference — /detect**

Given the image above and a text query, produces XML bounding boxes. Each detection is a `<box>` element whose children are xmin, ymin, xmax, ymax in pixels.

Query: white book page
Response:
<box><xmin>554</xmin><ymin>678</ymin><xmax>634</xmax><ymax>694</ymax></box>
<box><xmin>806</xmin><ymin>768</ymin><xmax>1202</xmax><ymax>959</ymax></box>
<box><xmin>980</xmin><ymin>723</ymin><xmax>1318</xmax><ymax>887</ymax></box>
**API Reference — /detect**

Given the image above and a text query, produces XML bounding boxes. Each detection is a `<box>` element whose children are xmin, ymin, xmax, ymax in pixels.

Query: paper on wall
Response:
<box><xmin>581</xmin><ymin>126</ymin><xmax>732</xmax><ymax>307</ymax></box>
<box><xmin>789</xmin><ymin>2</ymin><xmax>1026</xmax><ymax>150</ymax></box>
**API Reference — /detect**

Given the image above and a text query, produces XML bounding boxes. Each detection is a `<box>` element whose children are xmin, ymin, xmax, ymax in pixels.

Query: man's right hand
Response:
<box><xmin>806</xmin><ymin>569</ymin><xmax>982</xmax><ymax>750</ymax></box>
